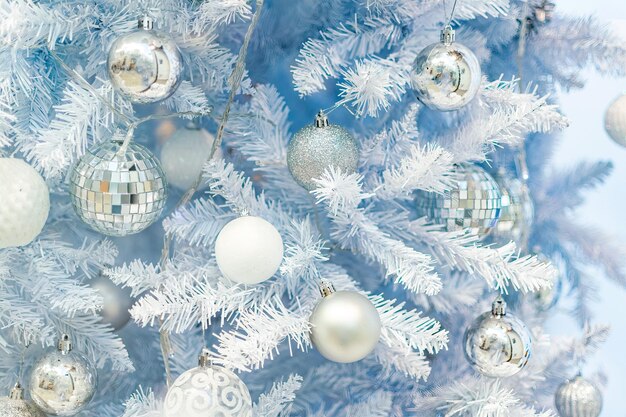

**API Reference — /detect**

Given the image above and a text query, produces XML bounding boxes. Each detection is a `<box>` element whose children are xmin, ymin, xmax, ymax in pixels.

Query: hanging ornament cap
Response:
<box><xmin>57</xmin><ymin>334</ymin><xmax>72</xmax><ymax>354</ymax></box>
<box><xmin>319</xmin><ymin>280</ymin><xmax>336</xmax><ymax>297</ymax></box>
<box><xmin>440</xmin><ymin>25</ymin><xmax>456</xmax><ymax>45</ymax></box>
<box><xmin>138</xmin><ymin>16</ymin><xmax>154</xmax><ymax>30</ymax></box>
<box><xmin>198</xmin><ymin>348</ymin><xmax>213</xmax><ymax>368</ymax></box>
<box><xmin>9</xmin><ymin>383</ymin><xmax>25</xmax><ymax>400</ymax></box>
<box><xmin>314</xmin><ymin>110</ymin><xmax>330</xmax><ymax>128</ymax></box>
<box><xmin>491</xmin><ymin>296</ymin><xmax>507</xmax><ymax>316</ymax></box>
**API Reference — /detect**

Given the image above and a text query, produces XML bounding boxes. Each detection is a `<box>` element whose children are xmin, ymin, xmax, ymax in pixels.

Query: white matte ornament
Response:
<box><xmin>215</xmin><ymin>216</ymin><xmax>284</xmax><ymax>285</ymax></box>
<box><xmin>0</xmin><ymin>158</ymin><xmax>50</xmax><ymax>248</ymax></box>
<box><xmin>411</xmin><ymin>26</ymin><xmax>481</xmax><ymax>111</ymax></box>
<box><xmin>163</xmin><ymin>350</ymin><xmax>252</xmax><ymax>417</ymax></box>
<box><xmin>309</xmin><ymin>283</ymin><xmax>382</xmax><ymax>363</ymax></box>
<box><xmin>555</xmin><ymin>376</ymin><xmax>603</xmax><ymax>417</ymax></box>
<box><xmin>463</xmin><ymin>297</ymin><xmax>532</xmax><ymax>378</ymax></box>
<box><xmin>107</xmin><ymin>17</ymin><xmax>183</xmax><ymax>103</ymax></box>
<box><xmin>0</xmin><ymin>384</ymin><xmax>46</xmax><ymax>417</ymax></box>
<box><xmin>604</xmin><ymin>94</ymin><xmax>626</xmax><ymax>147</ymax></box>
<box><xmin>160</xmin><ymin>123</ymin><xmax>220</xmax><ymax>190</ymax></box>
<box><xmin>29</xmin><ymin>335</ymin><xmax>97</xmax><ymax>416</ymax></box>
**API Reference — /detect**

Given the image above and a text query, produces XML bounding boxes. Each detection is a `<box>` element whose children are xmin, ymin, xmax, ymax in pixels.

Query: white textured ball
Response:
<box><xmin>163</xmin><ymin>364</ymin><xmax>252</xmax><ymax>417</ymax></box>
<box><xmin>0</xmin><ymin>158</ymin><xmax>50</xmax><ymax>248</ymax></box>
<box><xmin>0</xmin><ymin>384</ymin><xmax>46</xmax><ymax>417</ymax></box>
<box><xmin>604</xmin><ymin>94</ymin><xmax>626</xmax><ymax>147</ymax></box>
<box><xmin>309</xmin><ymin>290</ymin><xmax>382</xmax><ymax>363</ymax></box>
<box><xmin>160</xmin><ymin>125</ymin><xmax>220</xmax><ymax>191</ymax></box>
<box><xmin>555</xmin><ymin>376</ymin><xmax>603</xmax><ymax>417</ymax></box>
<box><xmin>215</xmin><ymin>216</ymin><xmax>284</xmax><ymax>285</ymax></box>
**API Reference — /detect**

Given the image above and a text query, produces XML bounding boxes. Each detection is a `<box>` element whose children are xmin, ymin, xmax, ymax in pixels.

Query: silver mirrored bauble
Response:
<box><xmin>492</xmin><ymin>170</ymin><xmax>534</xmax><ymax>245</ymax></box>
<box><xmin>415</xmin><ymin>163</ymin><xmax>502</xmax><ymax>238</ymax></box>
<box><xmin>555</xmin><ymin>376</ymin><xmax>603</xmax><ymax>417</ymax></box>
<box><xmin>287</xmin><ymin>111</ymin><xmax>359</xmax><ymax>191</ymax></box>
<box><xmin>309</xmin><ymin>282</ymin><xmax>381</xmax><ymax>363</ymax></box>
<box><xmin>604</xmin><ymin>93</ymin><xmax>626</xmax><ymax>147</ymax></box>
<box><xmin>411</xmin><ymin>27</ymin><xmax>481</xmax><ymax>111</ymax></box>
<box><xmin>0</xmin><ymin>158</ymin><xmax>50</xmax><ymax>249</ymax></box>
<box><xmin>464</xmin><ymin>297</ymin><xmax>531</xmax><ymax>378</ymax></box>
<box><xmin>69</xmin><ymin>138</ymin><xmax>167</xmax><ymax>237</ymax></box>
<box><xmin>29</xmin><ymin>335</ymin><xmax>97</xmax><ymax>416</ymax></box>
<box><xmin>163</xmin><ymin>349</ymin><xmax>252</xmax><ymax>417</ymax></box>
<box><xmin>90</xmin><ymin>274</ymin><xmax>133</xmax><ymax>330</ymax></box>
<box><xmin>160</xmin><ymin>123</ymin><xmax>220</xmax><ymax>191</ymax></box>
<box><xmin>0</xmin><ymin>384</ymin><xmax>46</xmax><ymax>417</ymax></box>
<box><xmin>107</xmin><ymin>18</ymin><xmax>183</xmax><ymax>103</ymax></box>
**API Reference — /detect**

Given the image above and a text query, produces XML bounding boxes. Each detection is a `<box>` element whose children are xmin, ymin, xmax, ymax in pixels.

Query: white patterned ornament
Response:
<box><xmin>163</xmin><ymin>349</ymin><xmax>252</xmax><ymax>417</ymax></box>
<box><xmin>0</xmin><ymin>158</ymin><xmax>50</xmax><ymax>248</ymax></box>
<box><xmin>0</xmin><ymin>383</ymin><xmax>46</xmax><ymax>417</ymax></box>
<box><xmin>555</xmin><ymin>376</ymin><xmax>603</xmax><ymax>417</ymax></box>
<box><xmin>604</xmin><ymin>93</ymin><xmax>626</xmax><ymax>147</ymax></box>
<box><xmin>309</xmin><ymin>282</ymin><xmax>382</xmax><ymax>363</ymax></box>
<box><xmin>215</xmin><ymin>216</ymin><xmax>284</xmax><ymax>285</ymax></box>
<box><xmin>29</xmin><ymin>335</ymin><xmax>97</xmax><ymax>416</ymax></box>
<box><xmin>160</xmin><ymin>123</ymin><xmax>220</xmax><ymax>191</ymax></box>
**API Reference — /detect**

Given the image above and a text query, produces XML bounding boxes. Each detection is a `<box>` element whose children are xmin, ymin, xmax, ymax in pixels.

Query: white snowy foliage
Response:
<box><xmin>253</xmin><ymin>374</ymin><xmax>303</xmax><ymax>417</ymax></box>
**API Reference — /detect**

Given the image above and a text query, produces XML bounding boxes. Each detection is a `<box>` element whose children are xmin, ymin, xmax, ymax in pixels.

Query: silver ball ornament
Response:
<box><xmin>0</xmin><ymin>384</ymin><xmax>46</xmax><ymax>417</ymax></box>
<box><xmin>29</xmin><ymin>335</ymin><xmax>97</xmax><ymax>416</ymax></box>
<box><xmin>464</xmin><ymin>297</ymin><xmax>532</xmax><ymax>378</ymax></box>
<box><xmin>604</xmin><ymin>93</ymin><xmax>626</xmax><ymax>147</ymax></box>
<box><xmin>215</xmin><ymin>216</ymin><xmax>284</xmax><ymax>285</ymax></box>
<box><xmin>411</xmin><ymin>27</ymin><xmax>482</xmax><ymax>111</ymax></box>
<box><xmin>90</xmin><ymin>274</ymin><xmax>133</xmax><ymax>330</ymax></box>
<box><xmin>415</xmin><ymin>163</ymin><xmax>502</xmax><ymax>238</ymax></box>
<box><xmin>107</xmin><ymin>17</ymin><xmax>183</xmax><ymax>103</ymax></box>
<box><xmin>163</xmin><ymin>349</ymin><xmax>252</xmax><ymax>417</ymax></box>
<box><xmin>555</xmin><ymin>376</ymin><xmax>603</xmax><ymax>417</ymax></box>
<box><xmin>287</xmin><ymin>111</ymin><xmax>359</xmax><ymax>191</ymax></box>
<box><xmin>492</xmin><ymin>170</ymin><xmax>534</xmax><ymax>245</ymax></box>
<box><xmin>309</xmin><ymin>282</ymin><xmax>381</xmax><ymax>363</ymax></box>
<box><xmin>0</xmin><ymin>158</ymin><xmax>50</xmax><ymax>248</ymax></box>
<box><xmin>160</xmin><ymin>123</ymin><xmax>220</xmax><ymax>191</ymax></box>
<box><xmin>69</xmin><ymin>137</ymin><xmax>167</xmax><ymax>237</ymax></box>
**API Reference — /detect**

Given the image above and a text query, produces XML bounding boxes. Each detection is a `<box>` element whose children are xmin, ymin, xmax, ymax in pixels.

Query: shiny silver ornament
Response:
<box><xmin>0</xmin><ymin>383</ymin><xmax>46</xmax><ymax>417</ymax></box>
<box><xmin>604</xmin><ymin>93</ymin><xmax>626</xmax><ymax>147</ymax></box>
<box><xmin>492</xmin><ymin>170</ymin><xmax>534</xmax><ymax>245</ymax></box>
<box><xmin>69</xmin><ymin>137</ymin><xmax>167</xmax><ymax>237</ymax></box>
<box><xmin>29</xmin><ymin>335</ymin><xmax>97</xmax><ymax>416</ymax></box>
<box><xmin>309</xmin><ymin>282</ymin><xmax>381</xmax><ymax>363</ymax></box>
<box><xmin>89</xmin><ymin>274</ymin><xmax>133</xmax><ymax>330</ymax></box>
<box><xmin>163</xmin><ymin>349</ymin><xmax>252</xmax><ymax>417</ymax></box>
<box><xmin>287</xmin><ymin>111</ymin><xmax>359</xmax><ymax>191</ymax></box>
<box><xmin>411</xmin><ymin>26</ymin><xmax>482</xmax><ymax>111</ymax></box>
<box><xmin>555</xmin><ymin>376</ymin><xmax>603</xmax><ymax>417</ymax></box>
<box><xmin>415</xmin><ymin>163</ymin><xmax>502</xmax><ymax>238</ymax></box>
<box><xmin>464</xmin><ymin>297</ymin><xmax>532</xmax><ymax>378</ymax></box>
<box><xmin>107</xmin><ymin>17</ymin><xmax>183</xmax><ymax>103</ymax></box>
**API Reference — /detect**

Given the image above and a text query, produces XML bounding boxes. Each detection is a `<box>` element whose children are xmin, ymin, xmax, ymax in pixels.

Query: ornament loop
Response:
<box><xmin>491</xmin><ymin>296</ymin><xmax>507</xmax><ymax>317</ymax></box>
<box><xmin>58</xmin><ymin>334</ymin><xmax>73</xmax><ymax>354</ymax></box>
<box><xmin>198</xmin><ymin>348</ymin><xmax>213</xmax><ymax>368</ymax></box>
<box><xmin>441</xmin><ymin>25</ymin><xmax>456</xmax><ymax>45</ymax></box>
<box><xmin>139</xmin><ymin>16</ymin><xmax>154</xmax><ymax>30</ymax></box>
<box><xmin>319</xmin><ymin>280</ymin><xmax>336</xmax><ymax>297</ymax></box>
<box><xmin>9</xmin><ymin>383</ymin><xmax>24</xmax><ymax>400</ymax></box>
<box><xmin>314</xmin><ymin>110</ymin><xmax>330</xmax><ymax>128</ymax></box>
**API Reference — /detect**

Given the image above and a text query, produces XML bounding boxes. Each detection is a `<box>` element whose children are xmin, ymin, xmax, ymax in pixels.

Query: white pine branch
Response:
<box><xmin>254</xmin><ymin>374</ymin><xmax>303</xmax><ymax>417</ymax></box>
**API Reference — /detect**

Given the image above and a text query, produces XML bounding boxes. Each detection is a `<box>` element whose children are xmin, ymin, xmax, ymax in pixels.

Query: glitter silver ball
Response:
<box><xmin>287</xmin><ymin>111</ymin><xmax>359</xmax><ymax>191</ymax></box>
<box><xmin>604</xmin><ymin>93</ymin><xmax>626</xmax><ymax>147</ymax></box>
<box><xmin>464</xmin><ymin>298</ymin><xmax>532</xmax><ymax>378</ymax></box>
<box><xmin>90</xmin><ymin>274</ymin><xmax>133</xmax><ymax>330</ymax></box>
<box><xmin>163</xmin><ymin>350</ymin><xmax>252</xmax><ymax>417</ymax></box>
<box><xmin>492</xmin><ymin>171</ymin><xmax>534</xmax><ymax>245</ymax></box>
<box><xmin>555</xmin><ymin>376</ymin><xmax>603</xmax><ymax>417</ymax></box>
<box><xmin>0</xmin><ymin>384</ymin><xmax>46</xmax><ymax>417</ymax></box>
<box><xmin>411</xmin><ymin>27</ymin><xmax>481</xmax><ymax>111</ymax></box>
<box><xmin>309</xmin><ymin>283</ymin><xmax>381</xmax><ymax>363</ymax></box>
<box><xmin>107</xmin><ymin>18</ymin><xmax>183</xmax><ymax>103</ymax></box>
<box><xmin>415</xmin><ymin>163</ymin><xmax>502</xmax><ymax>238</ymax></box>
<box><xmin>70</xmin><ymin>138</ymin><xmax>167</xmax><ymax>237</ymax></box>
<box><xmin>29</xmin><ymin>335</ymin><xmax>97</xmax><ymax>416</ymax></box>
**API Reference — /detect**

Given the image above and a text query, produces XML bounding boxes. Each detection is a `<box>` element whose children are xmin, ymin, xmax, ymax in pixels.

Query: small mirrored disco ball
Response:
<box><xmin>70</xmin><ymin>139</ymin><xmax>167</xmax><ymax>237</ymax></box>
<box><xmin>415</xmin><ymin>163</ymin><xmax>502</xmax><ymax>238</ymax></box>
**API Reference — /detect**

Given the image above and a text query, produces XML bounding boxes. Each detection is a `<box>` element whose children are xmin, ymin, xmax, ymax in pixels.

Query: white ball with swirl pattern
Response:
<box><xmin>163</xmin><ymin>352</ymin><xmax>252</xmax><ymax>417</ymax></box>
